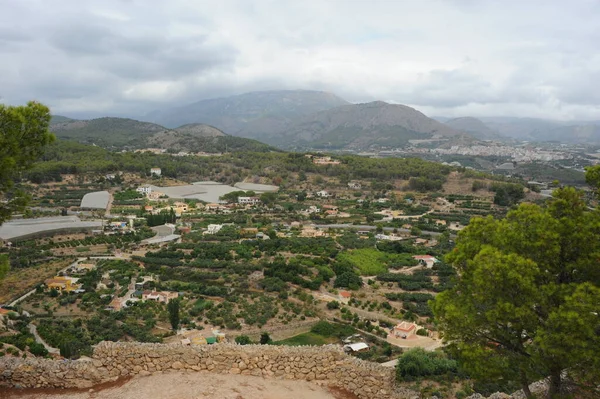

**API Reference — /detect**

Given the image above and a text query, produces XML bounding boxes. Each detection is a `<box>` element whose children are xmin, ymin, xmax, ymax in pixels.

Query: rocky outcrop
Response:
<box><xmin>0</xmin><ymin>342</ymin><xmax>418</xmax><ymax>399</ymax></box>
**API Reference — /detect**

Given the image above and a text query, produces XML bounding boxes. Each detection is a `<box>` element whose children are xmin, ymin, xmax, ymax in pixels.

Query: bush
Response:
<box><xmin>326</xmin><ymin>300</ymin><xmax>340</xmax><ymax>310</ymax></box>
<box><xmin>396</xmin><ymin>348</ymin><xmax>457</xmax><ymax>381</ymax></box>
<box><xmin>310</xmin><ymin>320</ymin><xmax>355</xmax><ymax>338</ymax></box>
<box><xmin>259</xmin><ymin>332</ymin><xmax>271</xmax><ymax>345</ymax></box>
<box><xmin>28</xmin><ymin>342</ymin><xmax>49</xmax><ymax>357</ymax></box>
<box><xmin>334</xmin><ymin>272</ymin><xmax>363</xmax><ymax>290</ymax></box>
<box><xmin>311</xmin><ymin>321</ymin><xmax>336</xmax><ymax>337</ymax></box>
<box><xmin>235</xmin><ymin>335</ymin><xmax>252</xmax><ymax>345</ymax></box>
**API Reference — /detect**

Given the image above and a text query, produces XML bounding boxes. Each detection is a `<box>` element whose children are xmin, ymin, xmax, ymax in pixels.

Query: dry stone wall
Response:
<box><xmin>0</xmin><ymin>341</ymin><xmax>418</xmax><ymax>399</ymax></box>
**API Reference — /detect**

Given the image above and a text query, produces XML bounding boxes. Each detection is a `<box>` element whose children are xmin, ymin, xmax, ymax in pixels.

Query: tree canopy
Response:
<box><xmin>432</xmin><ymin>187</ymin><xmax>600</xmax><ymax>398</ymax></box>
<box><xmin>0</xmin><ymin>101</ymin><xmax>54</xmax><ymax>224</ymax></box>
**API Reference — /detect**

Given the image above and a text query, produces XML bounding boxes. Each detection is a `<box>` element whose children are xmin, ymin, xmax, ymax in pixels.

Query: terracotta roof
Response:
<box><xmin>394</xmin><ymin>322</ymin><xmax>416</xmax><ymax>332</ymax></box>
<box><xmin>413</xmin><ymin>255</ymin><xmax>435</xmax><ymax>260</ymax></box>
<box><xmin>339</xmin><ymin>291</ymin><xmax>351</xmax><ymax>298</ymax></box>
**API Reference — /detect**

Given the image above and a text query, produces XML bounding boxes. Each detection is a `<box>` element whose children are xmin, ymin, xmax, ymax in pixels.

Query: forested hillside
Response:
<box><xmin>49</xmin><ymin>117</ymin><xmax>274</xmax><ymax>153</ymax></box>
<box><xmin>25</xmin><ymin>140</ymin><xmax>453</xmax><ymax>185</ymax></box>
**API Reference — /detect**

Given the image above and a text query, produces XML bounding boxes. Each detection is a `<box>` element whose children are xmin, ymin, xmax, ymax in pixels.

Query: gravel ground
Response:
<box><xmin>0</xmin><ymin>372</ymin><xmax>358</xmax><ymax>399</ymax></box>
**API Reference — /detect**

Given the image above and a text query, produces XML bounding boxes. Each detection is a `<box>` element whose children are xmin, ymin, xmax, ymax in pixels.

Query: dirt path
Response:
<box><xmin>28</xmin><ymin>324</ymin><xmax>59</xmax><ymax>355</ymax></box>
<box><xmin>0</xmin><ymin>372</ymin><xmax>357</xmax><ymax>399</ymax></box>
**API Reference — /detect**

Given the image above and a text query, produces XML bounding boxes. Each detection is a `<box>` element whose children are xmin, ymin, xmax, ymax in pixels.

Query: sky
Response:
<box><xmin>1</xmin><ymin>0</ymin><xmax>599</xmax><ymax>120</ymax></box>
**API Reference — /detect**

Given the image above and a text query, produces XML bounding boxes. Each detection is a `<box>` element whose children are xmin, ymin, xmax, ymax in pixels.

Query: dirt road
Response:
<box><xmin>0</xmin><ymin>372</ymin><xmax>357</xmax><ymax>399</ymax></box>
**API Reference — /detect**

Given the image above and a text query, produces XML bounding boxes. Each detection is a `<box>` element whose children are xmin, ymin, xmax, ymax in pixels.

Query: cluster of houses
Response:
<box><xmin>143</xmin><ymin>201</ymin><xmax>189</xmax><ymax>217</ymax></box>
<box><xmin>139</xmin><ymin>290</ymin><xmax>179</xmax><ymax>303</ymax></box>
<box><xmin>305</xmin><ymin>155</ymin><xmax>341</xmax><ymax>165</ymax></box>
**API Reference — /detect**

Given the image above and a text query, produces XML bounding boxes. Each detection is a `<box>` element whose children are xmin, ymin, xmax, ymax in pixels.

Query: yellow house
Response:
<box><xmin>45</xmin><ymin>276</ymin><xmax>77</xmax><ymax>292</ymax></box>
<box><xmin>173</xmin><ymin>201</ymin><xmax>189</xmax><ymax>213</ymax></box>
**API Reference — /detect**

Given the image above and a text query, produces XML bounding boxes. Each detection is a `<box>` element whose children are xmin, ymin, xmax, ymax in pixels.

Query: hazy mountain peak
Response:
<box><xmin>444</xmin><ymin>117</ymin><xmax>500</xmax><ymax>140</ymax></box>
<box><xmin>145</xmin><ymin>89</ymin><xmax>350</xmax><ymax>133</ymax></box>
<box><xmin>269</xmin><ymin>101</ymin><xmax>467</xmax><ymax>150</ymax></box>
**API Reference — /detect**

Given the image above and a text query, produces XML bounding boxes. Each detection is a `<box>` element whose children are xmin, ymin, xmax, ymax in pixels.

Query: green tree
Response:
<box><xmin>167</xmin><ymin>299</ymin><xmax>180</xmax><ymax>331</ymax></box>
<box><xmin>432</xmin><ymin>187</ymin><xmax>600</xmax><ymax>398</ymax></box>
<box><xmin>0</xmin><ymin>102</ymin><xmax>54</xmax><ymax>224</ymax></box>
<box><xmin>259</xmin><ymin>332</ymin><xmax>271</xmax><ymax>345</ymax></box>
<box><xmin>395</xmin><ymin>348</ymin><xmax>457</xmax><ymax>381</ymax></box>
<box><xmin>585</xmin><ymin>164</ymin><xmax>600</xmax><ymax>196</ymax></box>
<box><xmin>0</xmin><ymin>255</ymin><xmax>8</xmax><ymax>280</ymax></box>
<box><xmin>235</xmin><ymin>335</ymin><xmax>252</xmax><ymax>345</ymax></box>
<box><xmin>59</xmin><ymin>341</ymin><xmax>77</xmax><ymax>359</ymax></box>
<box><xmin>334</xmin><ymin>272</ymin><xmax>363</xmax><ymax>290</ymax></box>
<box><xmin>260</xmin><ymin>192</ymin><xmax>278</xmax><ymax>206</ymax></box>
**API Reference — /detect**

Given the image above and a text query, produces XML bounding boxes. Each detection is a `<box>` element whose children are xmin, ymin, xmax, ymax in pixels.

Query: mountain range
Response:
<box><xmin>443</xmin><ymin>117</ymin><xmax>502</xmax><ymax>141</ymax></box>
<box><xmin>145</xmin><ymin>90</ymin><xmax>473</xmax><ymax>150</ymax></box>
<box><xmin>52</xmin><ymin>90</ymin><xmax>600</xmax><ymax>151</ymax></box>
<box><xmin>270</xmin><ymin>101</ymin><xmax>471</xmax><ymax>150</ymax></box>
<box><xmin>49</xmin><ymin>117</ymin><xmax>274</xmax><ymax>153</ymax></box>
<box><xmin>145</xmin><ymin>90</ymin><xmax>350</xmax><ymax>138</ymax></box>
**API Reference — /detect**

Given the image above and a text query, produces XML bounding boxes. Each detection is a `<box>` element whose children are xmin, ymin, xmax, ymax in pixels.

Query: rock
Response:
<box><xmin>171</xmin><ymin>361</ymin><xmax>184</xmax><ymax>370</ymax></box>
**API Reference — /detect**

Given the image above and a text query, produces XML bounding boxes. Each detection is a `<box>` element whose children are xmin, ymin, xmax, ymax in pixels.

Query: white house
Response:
<box><xmin>375</xmin><ymin>234</ymin><xmax>403</xmax><ymax>241</ymax></box>
<box><xmin>412</xmin><ymin>255</ymin><xmax>439</xmax><ymax>268</ymax></box>
<box><xmin>343</xmin><ymin>342</ymin><xmax>369</xmax><ymax>352</ymax></box>
<box><xmin>150</xmin><ymin>167</ymin><xmax>162</xmax><ymax>176</ymax></box>
<box><xmin>316</xmin><ymin>190</ymin><xmax>331</xmax><ymax>198</ymax></box>
<box><xmin>348</xmin><ymin>182</ymin><xmax>362</xmax><ymax>190</ymax></box>
<box><xmin>204</xmin><ymin>224</ymin><xmax>223</xmax><ymax>235</ymax></box>
<box><xmin>238</xmin><ymin>196</ymin><xmax>261</xmax><ymax>205</ymax></box>
<box><xmin>136</xmin><ymin>185</ymin><xmax>152</xmax><ymax>195</ymax></box>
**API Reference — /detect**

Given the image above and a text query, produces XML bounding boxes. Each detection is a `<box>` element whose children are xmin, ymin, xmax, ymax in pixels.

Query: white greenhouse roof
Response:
<box><xmin>0</xmin><ymin>216</ymin><xmax>102</xmax><ymax>241</ymax></box>
<box><xmin>80</xmin><ymin>191</ymin><xmax>110</xmax><ymax>209</ymax></box>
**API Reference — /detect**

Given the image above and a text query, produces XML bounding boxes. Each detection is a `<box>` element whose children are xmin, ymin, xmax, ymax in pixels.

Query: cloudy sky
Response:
<box><xmin>1</xmin><ymin>0</ymin><xmax>599</xmax><ymax>120</ymax></box>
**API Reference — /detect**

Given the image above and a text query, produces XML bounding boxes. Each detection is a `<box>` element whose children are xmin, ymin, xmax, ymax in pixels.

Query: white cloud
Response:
<box><xmin>0</xmin><ymin>0</ymin><xmax>599</xmax><ymax>120</ymax></box>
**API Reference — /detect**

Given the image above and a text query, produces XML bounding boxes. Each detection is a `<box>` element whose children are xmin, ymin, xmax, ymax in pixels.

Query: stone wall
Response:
<box><xmin>0</xmin><ymin>341</ymin><xmax>417</xmax><ymax>399</ymax></box>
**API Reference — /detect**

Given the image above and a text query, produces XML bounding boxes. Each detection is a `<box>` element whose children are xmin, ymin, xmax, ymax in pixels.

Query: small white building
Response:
<box><xmin>316</xmin><ymin>190</ymin><xmax>331</xmax><ymax>198</ymax></box>
<box><xmin>238</xmin><ymin>196</ymin><xmax>261</xmax><ymax>205</ymax></box>
<box><xmin>204</xmin><ymin>224</ymin><xmax>223</xmax><ymax>235</ymax></box>
<box><xmin>136</xmin><ymin>185</ymin><xmax>152</xmax><ymax>195</ymax></box>
<box><xmin>348</xmin><ymin>182</ymin><xmax>362</xmax><ymax>190</ymax></box>
<box><xmin>343</xmin><ymin>342</ymin><xmax>369</xmax><ymax>352</ymax></box>
<box><xmin>412</xmin><ymin>255</ymin><xmax>439</xmax><ymax>268</ymax></box>
<box><xmin>150</xmin><ymin>167</ymin><xmax>162</xmax><ymax>176</ymax></box>
<box><xmin>375</xmin><ymin>234</ymin><xmax>403</xmax><ymax>241</ymax></box>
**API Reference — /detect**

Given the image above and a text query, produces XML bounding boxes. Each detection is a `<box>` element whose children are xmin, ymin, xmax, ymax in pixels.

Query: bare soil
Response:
<box><xmin>0</xmin><ymin>372</ymin><xmax>356</xmax><ymax>399</ymax></box>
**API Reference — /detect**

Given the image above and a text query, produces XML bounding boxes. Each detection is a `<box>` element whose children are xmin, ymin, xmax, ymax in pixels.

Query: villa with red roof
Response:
<box><xmin>338</xmin><ymin>290</ymin><xmax>352</xmax><ymax>303</ymax></box>
<box><xmin>391</xmin><ymin>321</ymin><xmax>418</xmax><ymax>338</ymax></box>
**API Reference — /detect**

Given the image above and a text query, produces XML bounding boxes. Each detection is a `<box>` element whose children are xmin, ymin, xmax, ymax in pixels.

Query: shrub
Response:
<box><xmin>28</xmin><ymin>342</ymin><xmax>49</xmax><ymax>357</ymax></box>
<box><xmin>259</xmin><ymin>332</ymin><xmax>271</xmax><ymax>345</ymax></box>
<box><xmin>235</xmin><ymin>335</ymin><xmax>252</xmax><ymax>345</ymax></box>
<box><xmin>396</xmin><ymin>348</ymin><xmax>457</xmax><ymax>381</ymax></box>
<box><xmin>311</xmin><ymin>321</ymin><xmax>335</xmax><ymax>337</ymax></box>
